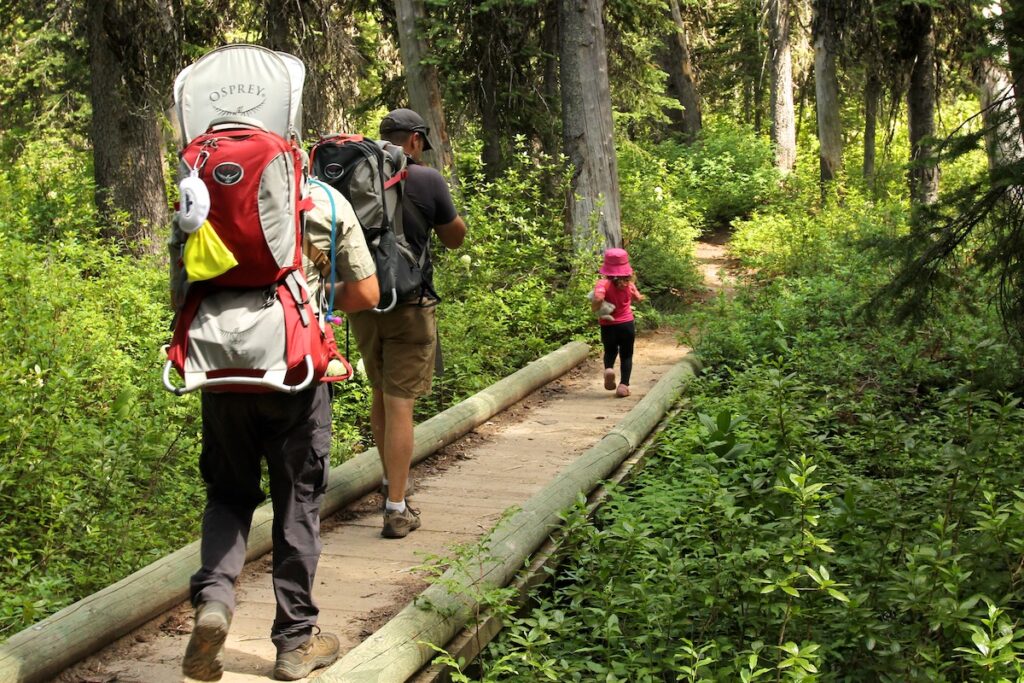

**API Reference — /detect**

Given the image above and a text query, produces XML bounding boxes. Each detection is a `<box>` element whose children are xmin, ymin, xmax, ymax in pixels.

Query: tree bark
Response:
<box><xmin>664</xmin><ymin>0</ymin><xmax>702</xmax><ymax>141</ymax></box>
<box><xmin>559</xmin><ymin>0</ymin><xmax>623</xmax><ymax>252</ymax></box>
<box><xmin>904</xmin><ymin>3</ymin><xmax>939</xmax><ymax>205</ymax></box>
<box><xmin>768</xmin><ymin>0</ymin><xmax>796</xmax><ymax>173</ymax></box>
<box><xmin>541</xmin><ymin>0</ymin><xmax>562</xmax><ymax>157</ymax></box>
<box><xmin>1001</xmin><ymin>0</ymin><xmax>1024</xmax><ymax>139</ymax></box>
<box><xmin>863</xmin><ymin>72</ymin><xmax>880</xmax><ymax>186</ymax></box>
<box><xmin>977</xmin><ymin>3</ymin><xmax>1024</xmax><ymax>170</ymax></box>
<box><xmin>261</xmin><ymin>1</ymin><xmax>358</xmax><ymax>138</ymax></box>
<box><xmin>813</xmin><ymin>0</ymin><xmax>843</xmax><ymax>186</ymax></box>
<box><xmin>394</xmin><ymin>0</ymin><xmax>456</xmax><ymax>180</ymax></box>
<box><xmin>85</xmin><ymin>0</ymin><xmax>173</xmax><ymax>254</ymax></box>
<box><xmin>479</xmin><ymin>59</ymin><xmax>505</xmax><ymax>178</ymax></box>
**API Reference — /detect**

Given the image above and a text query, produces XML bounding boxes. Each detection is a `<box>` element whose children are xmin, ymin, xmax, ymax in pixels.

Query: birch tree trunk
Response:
<box><xmin>768</xmin><ymin>0</ymin><xmax>796</xmax><ymax>173</ymax></box>
<box><xmin>560</xmin><ymin>0</ymin><xmax>623</xmax><ymax>252</ymax></box>
<box><xmin>394</xmin><ymin>0</ymin><xmax>456</xmax><ymax>179</ymax></box>
<box><xmin>904</xmin><ymin>3</ymin><xmax>940</xmax><ymax>205</ymax></box>
<box><xmin>977</xmin><ymin>3</ymin><xmax>1024</xmax><ymax>170</ymax></box>
<box><xmin>665</xmin><ymin>0</ymin><xmax>702</xmax><ymax>141</ymax></box>
<box><xmin>1001</xmin><ymin>0</ymin><xmax>1024</xmax><ymax>138</ymax></box>
<box><xmin>813</xmin><ymin>0</ymin><xmax>843</xmax><ymax>186</ymax></box>
<box><xmin>85</xmin><ymin>0</ymin><xmax>174</xmax><ymax>254</ymax></box>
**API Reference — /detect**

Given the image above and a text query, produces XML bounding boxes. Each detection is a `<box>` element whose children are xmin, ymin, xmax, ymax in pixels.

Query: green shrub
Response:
<box><xmin>0</xmin><ymin>230</ymin><xmax>205</xmax><ymax>637</ymax></box>
<box><xmin>477</xmin><ymin>262</ymin><xmax>1024</xmax><ymax>681</ymax></box>
<box><xmin>658</xmin><ymin>117</ymin><xmax>780</xmax><ymax>230</ymax></box>
<box><xmin>617</xmin><ymin>139</ymin><xmax>704</xmax><ymax>306</ymax></box>
<box><xmin>423</xmin><ymin>144</ymin><xmax>593</xmax><ymax>414</ymax></box>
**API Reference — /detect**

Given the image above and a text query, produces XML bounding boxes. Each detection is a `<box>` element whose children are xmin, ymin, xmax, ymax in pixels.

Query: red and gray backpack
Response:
<box><xmin>163</xmin><ymin>44</ymin><xmax>351</xmax><ymax>395</ymax></box>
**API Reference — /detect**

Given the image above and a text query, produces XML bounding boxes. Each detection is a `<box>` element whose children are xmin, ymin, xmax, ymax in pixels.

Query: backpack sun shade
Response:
<box><xmin>163</xmin><ymin>44</ymin><xmax>351</xmax><ymax>395</ymax></box>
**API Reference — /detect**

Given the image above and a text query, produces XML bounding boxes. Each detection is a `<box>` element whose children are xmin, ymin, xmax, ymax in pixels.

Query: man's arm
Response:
<box><xmin>434</xmin><ymin>215</ymin><xmax>466</xmax><ymax>249</ymax></box>
<box><xmin>331</xmin><ymin>275</ymin><xmax>379</xmax><ymax>312</ymax></box>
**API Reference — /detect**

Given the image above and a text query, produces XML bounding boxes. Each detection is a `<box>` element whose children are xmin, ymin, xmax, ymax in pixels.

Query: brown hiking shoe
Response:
<box><xmin>273</xmin><ymin>630</ymin><xmax>341</xmax><ymax>681</ymax></box>
<box><xmin>382</xmin><ymin>503</ymin><xmax>421</xmax><ymax>538</ymax></box>
<box><xmin>604</xmin><ymin>368</ymin><xmax>616</xmax><ymax>390</ymax></box>
<box><xmin>615</xmin><ymin>383</ymin><xmax>631</xmax><ymax>398</ymax></box>
<box><xmin>182</xmin><ymin>601</ymin><xmax>231</xmax><ymax>681</ymax></box>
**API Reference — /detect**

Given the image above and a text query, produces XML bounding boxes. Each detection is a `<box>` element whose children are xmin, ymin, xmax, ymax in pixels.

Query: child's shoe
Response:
<box><xmin>615</xmin><ymin>384</ymin><xmax>630</xmax><ymax>398</ymax></box>
<box><xmin>603</xmin><ymin>368</ymin><xmax>616</xmax><ymax>390</ymax></box>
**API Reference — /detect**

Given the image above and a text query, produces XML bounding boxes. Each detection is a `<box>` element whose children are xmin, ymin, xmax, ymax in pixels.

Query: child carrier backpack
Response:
<box><xmin>308</xmin><ymin>134</ymin><xmax>435</xmax><ymax>313</ymax></box>
<box><xmin>163</xmin><ymin>44</ymin><xmax>352</xmax><ymax>395</ymax></box>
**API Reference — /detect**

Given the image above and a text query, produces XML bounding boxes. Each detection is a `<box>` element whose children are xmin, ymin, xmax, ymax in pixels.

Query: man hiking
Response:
<box><xmin>348</xmin><ymin>108</ymin><xmax>467</xmax><ymax>538</ymax></box>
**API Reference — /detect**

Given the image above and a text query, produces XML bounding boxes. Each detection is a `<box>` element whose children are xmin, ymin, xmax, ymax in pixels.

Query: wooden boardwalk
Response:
<box><xmin>55</xmin><ymin>330</ymin><xmax>687</xmax><ymax>683</ymax></box>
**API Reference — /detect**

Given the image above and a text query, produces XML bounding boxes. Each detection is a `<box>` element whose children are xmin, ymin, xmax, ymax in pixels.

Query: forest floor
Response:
<box><xmin>56</xmin><ymin>235</ymin><xmax>735</xmax><ymax>683</ymax></box>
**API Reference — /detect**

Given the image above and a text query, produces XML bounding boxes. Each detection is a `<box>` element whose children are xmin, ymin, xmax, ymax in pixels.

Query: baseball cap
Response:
<box><xmin>379</xmin><ymin>108</ymin><xmax>433</xmax><ymax>150</ymax></box>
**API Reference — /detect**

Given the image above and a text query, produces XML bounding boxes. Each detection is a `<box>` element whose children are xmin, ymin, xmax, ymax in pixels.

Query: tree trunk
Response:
<box><xmin>394</xmin><ymin>0</ymin><xmax>456</xmax><ymax>180</ymax></box>
<box><xmin>1002</xmin><ymin>0</ymin><xmax>1024</xmax><ymax>138</ymax></box>
<box><xmin>863</xmin><ymin>72</ymin><xmax>880</xmax><ymax>186</ymax></box>
<box><xmin>813</xmin><ymin>0</ymin><xmax>843</xmax><ymax>186</ymax></box>
<box><xmin>664</xmin><ymin>0</ymin><xmax>702</xmax><ymax>141</ymax></box>
<box><xmin>261</xmin><ymin>1</ymin><xmax>357</xmax><ymax>138</ymax></box>
<box><xmin>540</xmin><ymin>0</ymin><xmax>562</xmax><ymax>157</ymax></box>
<box><xmin>559</xmin><ymin>0</ymin><xmax>623</xmax><ymax>252</ymax></box>
<box><xmin>479</xmin><ymin>60</ymin><xmax>505</xmax><ymax>178</ymax></box>
<box><xmin>85</xmin><ymin>0</ymin><xmax>172</xmax><ymax>254</ymax></box>
<box><xmin>904</xmin><ymin>3</ymin><xmax>939</xmax><ymax>205</ymax></box>
<box><xmin>768</xmin><ymin>0</ymin><xmax>796</xmax><ymax>173</ymax></box>
<box><xmin>977</xmin><ymin>3</ymin><xmax>1024</xmax><ymax>170</ymax></box>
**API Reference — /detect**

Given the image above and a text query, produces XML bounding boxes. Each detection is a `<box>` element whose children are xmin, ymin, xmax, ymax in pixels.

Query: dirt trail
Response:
<box><xmin>57</xmin><ymin>238</ymin><xmax>731</xmax><ymax>683</ymax></box>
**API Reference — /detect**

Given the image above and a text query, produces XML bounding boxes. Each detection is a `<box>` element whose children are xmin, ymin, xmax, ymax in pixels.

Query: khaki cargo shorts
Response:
<box><xmin>348</xmin><ymin>305</ymin><xmax>437</xmax><ymax>399</ymax></box>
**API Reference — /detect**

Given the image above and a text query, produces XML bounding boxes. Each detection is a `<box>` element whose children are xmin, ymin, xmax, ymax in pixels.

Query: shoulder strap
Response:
<box><xmin>401</xmin><ymin>194</ymin><xmax>431</xmax><ymax>269</ymax></box>
<box><xmin>307</xmin><ymin>178</ymin><xmax>340</xmax><ymax>317</ymax></box>
<box><xmin>302</xmin><ymin>236</ymin><xmax>332</xmax><ymax>279</ymax></box>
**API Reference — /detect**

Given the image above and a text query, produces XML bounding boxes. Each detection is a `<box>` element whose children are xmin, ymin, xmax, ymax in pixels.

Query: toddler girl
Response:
<box><xmin>592</xmin><ymin>248</ymin><xmax>644</xmax><ymax>398</ymax></box>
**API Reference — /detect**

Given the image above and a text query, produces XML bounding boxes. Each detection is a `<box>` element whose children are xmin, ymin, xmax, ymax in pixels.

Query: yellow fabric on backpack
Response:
<box><xmin>184</xmin><ymin>221</ymin><xmax>238</xmax><ymax>282</ymax></box>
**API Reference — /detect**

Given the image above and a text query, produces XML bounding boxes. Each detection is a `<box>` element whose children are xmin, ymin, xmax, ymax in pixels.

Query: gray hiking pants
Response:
<box><xmin>190</xmin><ymin>384</ymin><xmax>331</xmax><ymax>653</ymax></box>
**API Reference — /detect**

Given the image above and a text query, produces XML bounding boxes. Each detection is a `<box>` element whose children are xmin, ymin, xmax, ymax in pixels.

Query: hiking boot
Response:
<box><xmin>382</xmin><ymin>503</ymin><xmax>421</xmax><ymax>538</ymax></box>
<box><xmin>615</xmin><ymin>384</ymin><xmax>631</xmax><ymax>398</ymax></box>
<box><xmin>273</xmin><ymin>630</ymin><xmax>341</xmax><ymax>681</ymax></box>
<box><xmin>378</xmin><ymin>477</ymin><xmax>416</xmax><ymax>511</ymax></box>
<box><xmin>182</xmin><ymin>601</ymin><xmax>231</xmax><ymax>681</ymax></box>
<box><xmin>603</xmin><ymin>368</ymin><xmax>616</xmax><ymax>390</ymax></box>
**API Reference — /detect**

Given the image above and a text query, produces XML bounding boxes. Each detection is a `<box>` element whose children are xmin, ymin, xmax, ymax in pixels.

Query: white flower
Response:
<box><xmin>460</xmin><ymin>254</ymin><xmax>472</xmax><ymax>266</ymax></box>
<box><xmin>654</xmin><ymin>186</ymin><xmax>664</xmax><ymax>202</ymax></box>
<box><xmin>356</xmin><ymin>358</ymin><xmax>365</xmax><ymax>377</ymax></box>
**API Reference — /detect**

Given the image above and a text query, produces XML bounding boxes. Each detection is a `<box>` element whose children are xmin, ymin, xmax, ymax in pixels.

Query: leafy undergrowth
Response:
<box><xmin>466</xmin><ymin>180</ymin><xmax>1024</xmax><ymax>679</ymax></box>
<box><xmin>469</xmin><ymin>273</ymin><xmax>1024</xmax><ymax>681</ymax></box>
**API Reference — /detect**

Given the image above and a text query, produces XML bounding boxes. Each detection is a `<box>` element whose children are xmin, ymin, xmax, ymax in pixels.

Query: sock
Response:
<box><xmin>381</xmin><ymin>477</ymin><xmax>389</xmax><ymax>486</ymax></box>
<box><xmin>385</xmin><ymin>499</ymin><xmax>407</xmax><ymax>513</ymax></box>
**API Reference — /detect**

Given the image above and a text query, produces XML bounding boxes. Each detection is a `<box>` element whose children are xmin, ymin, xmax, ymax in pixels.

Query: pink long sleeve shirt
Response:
<box><xmin>593</xmin><ymin>278</ymin><xmax>642</xmax><ymax>326</ymax></box>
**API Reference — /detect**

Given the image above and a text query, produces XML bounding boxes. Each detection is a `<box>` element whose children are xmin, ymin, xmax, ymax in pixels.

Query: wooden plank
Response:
<box><xmin>316</xmin><ymin>354</ymin><xmax>700</xmax><ymax>682</ymax></box>
<box><xmin>0</xmin><ymin>342</ymin><xmax>589</xmax><ymax>683</ymax></box>
<box><xmin>412</xmin><ymin>404</ymin><xmax>687</xmax><ymax>683</ymax></box>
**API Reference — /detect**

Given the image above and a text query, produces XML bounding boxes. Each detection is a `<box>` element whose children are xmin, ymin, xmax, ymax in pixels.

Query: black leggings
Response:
<box><xmin>601</xmin><ymin>320</ymin><xmax>635</xmax><ymax>386</ymax></box>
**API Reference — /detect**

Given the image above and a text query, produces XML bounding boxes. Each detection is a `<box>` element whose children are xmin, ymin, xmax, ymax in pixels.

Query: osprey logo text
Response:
<box><xmin>213</xmin><ymin>163</ymin><xmax>244</xmax><ymax>185</ymax></box>
<box><xmin>208</xmin><ymin>83</ymin><xmax>267</xmax><ymax>118</ymax></box>
<box><xmin>324</xmin><ymin>163</ymin><xmax>345</xmax><ymax>181</ymax></box>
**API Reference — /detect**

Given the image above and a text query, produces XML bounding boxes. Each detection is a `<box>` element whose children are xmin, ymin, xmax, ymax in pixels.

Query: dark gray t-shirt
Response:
<box><xmin>402</xmin><ymin>162</ymin><xmax>458</xmax><ymax>292</ymax></box>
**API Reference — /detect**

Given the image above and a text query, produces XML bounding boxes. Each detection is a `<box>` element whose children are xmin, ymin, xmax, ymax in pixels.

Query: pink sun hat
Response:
<box><xmin>599</xmin><ymin>248</ymin><xmax>633</xmax><ymax>277</ymax></box>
